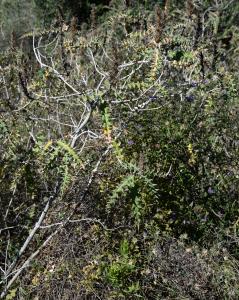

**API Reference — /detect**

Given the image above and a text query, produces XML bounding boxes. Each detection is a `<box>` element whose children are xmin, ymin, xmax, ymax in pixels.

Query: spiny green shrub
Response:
<box><xmin>0</xmin><ymin>0</ymin><xmax>238</xmax><ymax>299</ymax></box>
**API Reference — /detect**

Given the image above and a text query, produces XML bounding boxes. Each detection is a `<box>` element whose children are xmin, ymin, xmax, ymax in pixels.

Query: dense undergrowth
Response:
<box><xmin>0</xmin><ymin>0</ymin><xmax>239</xmax><ymax>299</ymax></box>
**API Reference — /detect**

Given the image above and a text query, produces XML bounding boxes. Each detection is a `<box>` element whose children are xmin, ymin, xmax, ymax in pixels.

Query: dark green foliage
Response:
<box><xmin>34</xmin><ymin>0</ymin><xmax>111</xmax><ymax>25</ymax></box>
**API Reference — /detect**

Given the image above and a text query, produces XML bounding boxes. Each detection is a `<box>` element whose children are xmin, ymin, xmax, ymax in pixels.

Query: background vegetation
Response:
<box><xmin>0</xmin><ymin>0</ymin><xmax>239</xmax><ymax>299</ymax></box>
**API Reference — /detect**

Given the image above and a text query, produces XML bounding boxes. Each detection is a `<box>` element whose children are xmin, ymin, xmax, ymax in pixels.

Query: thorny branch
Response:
<box><xmin>0</xmin><ymin>146</ymin><xmax>112</xmax><ymax>299</ymax></box>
